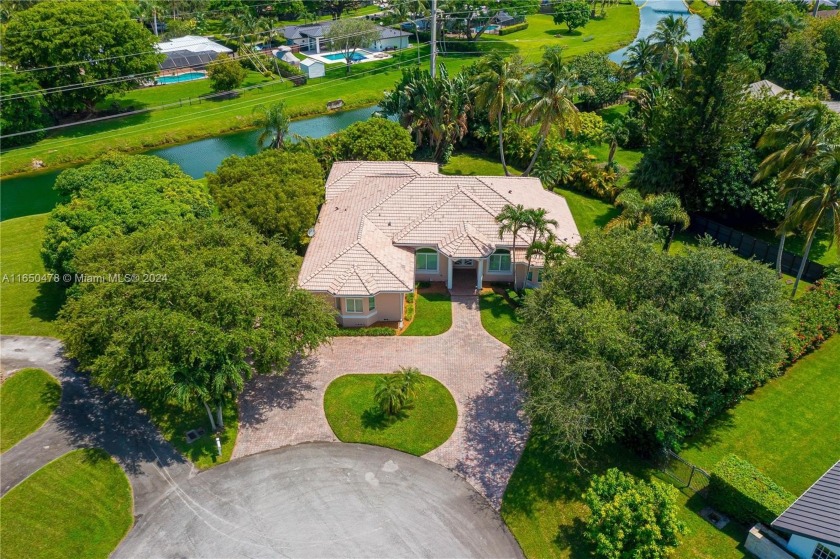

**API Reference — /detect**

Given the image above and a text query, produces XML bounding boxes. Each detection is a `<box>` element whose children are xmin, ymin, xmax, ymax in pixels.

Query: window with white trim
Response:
<box><xmin>528</xmin><ymin>270</ymin><xmax>543</xmax><ymax>282</ymax></box>
<box><xmin>488</xmin><ymin>249</ymin><xmax>511</xmax><ymax>272</ymax></box>
<box><xmin>368</xmin><ymin>297</ymin><xmax>376</xmax><ymax>311</ymax></box>
<box><xmin>345</xmin><ymin>298</ymin><xmax>363</xmax><ymax>313</ymax></box>
<box><xmin>813</xmin><ymin>544</ymin><xmax>839</xmax><ymax>559</ymax></box>
<box><xmin>415</xmin><ymin>248</ymin><xmax>438</xmax><ymax>271</ymax></box>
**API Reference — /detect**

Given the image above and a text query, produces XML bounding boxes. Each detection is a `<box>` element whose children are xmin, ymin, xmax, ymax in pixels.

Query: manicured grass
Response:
<box><xmin>587</xmin><ymin>142</ymin><xmax>644</xmax><ymax>171</ymax></box>
<box><xmin>554</xmin><ymin>187</ymin><xmax>620</xmax><ymax>234</ymax></box>
<box><xmin>0</xmin><ymin>214</ymin><xmax>64</xmax><ymax>337</ymax></box>
<box><xmin>324</xmin><ymin>373</ymin><xmax>457</xmax><ymax>456</ymax></box>
<box><xmin>401</xmin><ymin>290</ymin><xmax>452</xmax><ymax>336</ymax></box>
<box><xmin>479</xmin><ymin>289</ymin><xmax>522</xmax><ymax>346</ymax></box>
<box><xmin>0</xmin><ymin>448</ymin><xmax>133</xmax><ymax>559</ymax></box>
<box><xmin>745</xmin><ymin>225</ymin><xmax>838</xmax><ymax>267</ymax></box>
<box><xmin>501</xmin><ymin>436</ymin><xmax>750</xmax><ymax>559</ymax></box>
<box><xmin>1</xmin><ymin>47</ymin><xmax>475</xmax><ymax>177</ymax></box>
<box><xmin>441</xmin><ymin>151</ymin><xmax>523</xmax><ymax>176</ymax></box>
<box><xmin>681</xmin><ymin>335</ymin><xmax>840</xmax><ymax>495</ymax></box>
<box><xmin>479</xmin><ymin>7</ymin><xmax>640</xmax><ymax>61</ymax></box>
<box><xmin>0</xmin><ymin>368</ymin><xmax>61</xmax><ymax>452</ymax></box>
<box><xmin>141</xmin><ymin>397</ymin><xmax>238</xmax><ymax>469</ymax></box>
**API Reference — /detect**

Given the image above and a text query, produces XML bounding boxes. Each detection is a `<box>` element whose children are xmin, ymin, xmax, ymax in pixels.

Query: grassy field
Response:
<box><xmin>0</xmin><ymin>47</ymin><xmax>475</xmax><ymax>177</ymax></box>
<box><xmin>324</xmin><ymin>373</ymin><xmax>457</xmax><ymax>456</ymax></box>
<box><xmin>143</xmin><ymin>397</ymin><xmax>238</xmax><ymax>469</ymax></box>
<box><xmin>479</xmin><ymin>7</ymin><xmax>640</xmax><ymax>62</ymax></box>
<box><xmin>0</xmin><ymin>214</ymin><xmax>63</xmax><ymax>337</ymax></box>
<box><xmin>0</xmin><ymin>448</ymin><xmax>133</xmax><ymax>559</ymax></box>
<box><xmin>501</xmin><ymin>437</ymin><xmax>749</xmax><ymax>559</ymax></box>
<box><xmin>479</xmin><ymin>289</ymin><xmax>522</xmax><ymax>346</ymax></box>
<box><xmin>0</xmin><ymin>368</ymin><xmax>61</xmax><ymax>452</ymax></box>
<box><xmin>681</xmin><ymin>335</ymin><xmax>840</xmax><ymax>495</ymax></box>
<box><xmin>401</xmin><ymin>290</ymin><xmax>452</xmax><ymax>336</ymax></box>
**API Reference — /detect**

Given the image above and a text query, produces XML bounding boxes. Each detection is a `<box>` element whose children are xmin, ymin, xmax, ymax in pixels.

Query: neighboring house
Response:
<box><xmin>156</xmin><ymin>35</ymin><xmax>232</xmax><ymax>72</ymax></box>
<box><xmin>746</xmin><ymin>80</ymin><xmax>794</xmax><ymax>99</ymax></box>
<box><xmin>298</xmin><ymin>161</ymin><xmax>581</xmax><ymax>327</ymax></box>
<box><xmin>280</xmin><ymin>21</ymin><xmax>410</xmax><ymax>54</ymax></box>
<box><xmin>824</xmin><ymin>101</ymin><xmax>840</xmax><ymax>115</ymax></box>
<box><xmin>491</xmin><ymin>10</ymin><xmax>523</xmax><ymax>27</ymax></box>
<box><xmin>772</xmin><ymin>460</ymin><xmax>840</xmax><ymax>559</ymax></box>
<box><xmin>815</xmin><ymin>9</ymin><xmax>839</xmax><ymax>17</ymax></box>
<box><xmin>300</xmin><ymin>57</ymin><xmax>325</xmax><ymax>78</ymax></box>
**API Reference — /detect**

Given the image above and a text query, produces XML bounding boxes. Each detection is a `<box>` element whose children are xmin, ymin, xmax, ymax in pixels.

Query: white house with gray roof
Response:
<box><xmin>298</xmin><ymin>161</ymin><xmax>580</xmax><ymax>327</ymax></box>
<box><xmin>281</xmin><ymin>21</ymin><xmax>410</xmax><ymax>54</ymax></box>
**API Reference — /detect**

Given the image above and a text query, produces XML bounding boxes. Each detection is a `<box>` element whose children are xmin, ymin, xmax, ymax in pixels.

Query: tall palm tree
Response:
<box><xmin>602</xmin><ymin>120</ymin><xmax>629</xmax><ymax>169</ymax></box>
<box><xmin>523</xmin><ymin>208</ymin><xmax>558</xmax><ymax>278</ymax></box>
<box><xmin>519</xmin><ymin>46</ymin><xmax>590</xmax><ymax>177</ymax></box>
<box><xmin>253</xmin><ymin>101</ymin><xmax>291</xmax><ymax>149</ymax></box>
<box><xmin>471</xmin><ymin>53</ymin><xmax>525</xmax><ymax>176</ymax></box>
<box><xmin>755</xmin><ymin>104</ymin><xmax>839</xmax><ymax>277</ymax></box>
<box><xmin>623</xmin><ymin>38</ymin><xmax>656</xmax><ymax>78</ymax></box>
<box><xmin>650</xmin><ymin>15</ymin><xmax>690</xmax><ymax>72</ymax></box>
<box><xmin>782</xmin><ymin>145</ymin><xmax>840</xmax><ymax>297</ymax></box>
<box><xmin>607</xmin><ymin>189</ymin><xmax>689</xmax><ymax>252</ymax></box>
<box><xmin>496</xmin><ymin>204</ymin><xmax>530</xmax><ymax>289</ymax></box>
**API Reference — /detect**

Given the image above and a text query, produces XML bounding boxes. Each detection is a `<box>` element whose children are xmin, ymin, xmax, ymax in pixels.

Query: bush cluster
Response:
<box><xmin>783</xmin><ymin>279</ymin><xmax>840</xmax><ymax>366</ymax></box>
<box><xmin>498</xmin><ymin>22</ymin><xmax>529</xmax><ymax>36</ymax></box>
<box><xmin>708</xmin><ymin>454</ymin><xmax>795</xmax><ymax>525</ymax></box>
<box><xmin>333</xmin><ymin>327</ymin><xmax>397</xmax><ymax>337</ymax></box>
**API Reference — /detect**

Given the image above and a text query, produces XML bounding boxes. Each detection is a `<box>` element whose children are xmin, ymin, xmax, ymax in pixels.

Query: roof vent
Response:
<box><xmin>307</xmin><ymin>228</ymin><xmax>316</xmax><ymax>238</ymax></box>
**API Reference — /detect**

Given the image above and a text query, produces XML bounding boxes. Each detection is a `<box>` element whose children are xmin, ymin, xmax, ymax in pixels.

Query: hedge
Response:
<box><xmin>782</xmin><ymin>279</ymin><xmax>840</xmax><ymax>366</ymax></box>
<box><xmin>333</xmin><ymin>326</ymin><xmax>397</xmax><ymax>337</ymax></box>
<box><xmin>708</xmin><ymin>454</ymin><xmax>796</xmax><ymax>525</ymax></box>
<box><xmin>499</xmin><ymin>22</ymin><xmax>529</xmax><ymax>36</ymax></box>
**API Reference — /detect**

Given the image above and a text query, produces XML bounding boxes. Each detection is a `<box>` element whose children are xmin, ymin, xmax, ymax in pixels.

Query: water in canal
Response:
<box><xmin>609</xmin><ymin>0</ymin><xmax>705</xmax><ymax>64</ymax></box>
<box><xmin>1</xmin><ymin>105</ymin><xmax>383</xmax><ymax>221</ymax></box>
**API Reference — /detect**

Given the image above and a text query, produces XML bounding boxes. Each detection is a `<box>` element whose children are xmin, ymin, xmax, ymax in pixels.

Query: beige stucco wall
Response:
<box><xmin>336</xmin><ymin>293</ymin><xmax>404</xmax><ymax>327</ymax></box>
<box><xmin>482</xmin><ymin>260</ymin><xmax>529</xmax><ymax>289</ymax></box>
<box><xmin>414</xmin><ymin>250</ymin><xmax>448</xmax><ymax>283</ymax></box>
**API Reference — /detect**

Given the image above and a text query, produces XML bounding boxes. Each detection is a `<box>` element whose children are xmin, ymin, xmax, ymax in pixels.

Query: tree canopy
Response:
<box><xmin>1</xmin><ymin>0</ymin><xmax>162</xmax><ymax>115</ymax></box>
<box><xmin>507</xmin><ymin>229</ymin><xmax>789</xmax><ymax>460</ymax></box>
<box><xmin>0</xmin><ymin>71</ymin><xmax>49</xmax><ymax>146</ymax></box>
<box><xmin>336</xmin><ymin>118</ymin><xmax>416</xmax><ymax>161</ymax></box>
<box><xmin>59</xmin><ymin>217</ymin><xmax>337</xmax><ymax>424</ymax></box>
<box><xmin>326</xmin><ymin>17</ymin><xmax>380</xmax><ymax>74</ymax></box>
<box><xmin>207</xmin><ymin>53</ymin><xmax>247</xmax><ymax>93</ymax></box>
<box><xmin>207</xmin><ymin>149</ymin><xmax>324</xmax><ymax>250</ymax></box>
<box><xmin>552</xmin><ymin>0</ymin><xmax>589</xmax><ymax>32</ymax></box>
<box><xmin>53</xmin><ymin>152</ymin><xmax>189</xmax><ymax>199</ymax></box>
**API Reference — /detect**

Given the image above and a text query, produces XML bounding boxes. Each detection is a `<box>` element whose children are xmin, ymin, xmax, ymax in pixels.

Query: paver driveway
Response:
<box><xmin>234</xmin><ymin>295</ymin><xmax>529</xmax><ymax>508</ymax></box>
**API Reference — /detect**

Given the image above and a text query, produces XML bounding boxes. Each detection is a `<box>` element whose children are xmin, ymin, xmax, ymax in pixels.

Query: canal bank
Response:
<box><xmin>1</xmin><ymin>106</ymin><xmax>385</xmax><ymax>221</ymax></box>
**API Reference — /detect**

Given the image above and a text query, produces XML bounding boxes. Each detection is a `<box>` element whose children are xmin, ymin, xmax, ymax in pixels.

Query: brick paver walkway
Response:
<box><xmin>233</xmin><ymin>295</ymin><xmax>529</xmax><ymax>508</ymax></box>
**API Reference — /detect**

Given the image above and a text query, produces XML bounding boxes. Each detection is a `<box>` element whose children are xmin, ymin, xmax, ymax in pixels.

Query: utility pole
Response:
<box><xmin>152</xmin><ymin>6</ymin><xmax>159</xmax><ymax>37</ymax></box>
<box><xmin>430</xmin><ymin>0</ymin><xmax>437</xmax><ymax>78</ymax></box>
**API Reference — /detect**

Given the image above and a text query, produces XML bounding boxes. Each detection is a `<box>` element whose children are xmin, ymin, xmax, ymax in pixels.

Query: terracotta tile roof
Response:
<box><xmin>299</xmin><ymin>162</ymin><xmax>581</xmax><ymax>296</ymax></box>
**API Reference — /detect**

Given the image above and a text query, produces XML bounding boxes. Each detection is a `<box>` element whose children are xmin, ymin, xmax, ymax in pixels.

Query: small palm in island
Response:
<box><xmin>324</xmin><ymin>369</ymin><xmax>457</xmax><ymax>456</ymax></box>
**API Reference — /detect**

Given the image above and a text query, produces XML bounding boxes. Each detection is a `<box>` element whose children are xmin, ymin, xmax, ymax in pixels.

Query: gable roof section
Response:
<box><xmin>772</xmin><ymin>460</ymin><xmax>840</xmax><ymax>547</ymax></box>
<box><xmin>325</xmin><ymin>161</ymin><xmax>439</xmax><ymax>200</ymax></box>
<box><xmin>438</xmin><ymin>222</ymin><xmax>496</xmax><ymax>259</ymax></box>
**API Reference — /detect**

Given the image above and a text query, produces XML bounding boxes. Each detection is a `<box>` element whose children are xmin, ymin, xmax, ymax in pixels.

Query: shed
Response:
<box><xmin>278</xmin><ymin>51</ymin><xmax>300</xmax><ymax>66</ymax></box>
<box><xmin>300</xmin><ymin>58</ymin><xmax>325</xmax><ymax>79</ymax></box>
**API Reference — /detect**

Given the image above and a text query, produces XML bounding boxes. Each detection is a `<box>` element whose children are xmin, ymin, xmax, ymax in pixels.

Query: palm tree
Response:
<box><xmin>374</xmin><ymin>375</ymin><xmax>407</xmax><ymax>417</ymax></box>
<box><xmin>398</xmin><ymin>366</ymin><xmax>424</xmax><ymax>401</ymax></box>
<box><xmin>496</xmin><ymin>204</ymin><xmax>530</xmax><ymax>289</ymax></box>
<box><xmin>253</xmin><ymin>101</ymin><xmax>291</xmax><ymax>149</ymax></box>
<box><xmin>470</xmin><ymin>53</ymin><xmax>526</xmax><ymax>176</ymax></box>
<box><xmin>525</xmin><ymin>233</ymin><xmax>568</xmax><ymax>270</ymax></box>
<box><xmin>623</xmin><ymin>38</ymin><xmax>656</xmax><ymax>78</ymax></box>
<box><xmin>519</xmin><ymin>46</ymin><xmax>590</xmax><ymax>177</ymax></box>
<box><xmin>782</xmin><ymin>146</ymin><xmax>840</xmax><ymax>297</ymax></box>
<box><xmin>650</xmin><ymin>14</ymin><xmax>690</xmax><ymax>77</ymax></box>
<box><xmin>607</xmin><ymin>189</ymin><xmax>689</xmax><ymax>252</ymax></box>
<box><xmin>602</xmin><ymin>120</ymin><xmax>629</xmax><ymax>169</ymax></box>
<box><xmin>523</xmin><ymin>208</ymin><xmax>558</xmax><ymax>278</ymax></box>
<box><xmin>756</xmin><ymin>104</ymin><xmax>839</xmax><ymax>277</ymax></box>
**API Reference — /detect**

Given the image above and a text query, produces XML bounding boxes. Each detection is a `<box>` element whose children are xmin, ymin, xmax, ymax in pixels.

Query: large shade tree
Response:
<box><xmin>326</xmin><ymin>17</ymin><xmax>380</xmax><ymax>75</ymax></box>
<box><xmin>60</xmin><ymin>217</ymin><xmax>337</xmax><ymax>430</ymax></box>
<box><xmin>0</xmin><ymin>71</ymin><xmax>49</xmax><ymax>146</ymax></box>
<box><xmin>2</xmin><ymin>0</ymin><xmax>162</xmax><ymax>115</ymax></box>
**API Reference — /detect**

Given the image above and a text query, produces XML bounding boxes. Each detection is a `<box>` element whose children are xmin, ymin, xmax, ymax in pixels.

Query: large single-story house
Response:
<box><xmin>771</xmin><ymin>460</ymin><xmax>840</xmax><ymax>559</ymax></box>
<box><xmin>280</xmin><ymin>21</ymin><xmax>410</xmax><ymax>54</ymax></box>
<box><xmin>298</xmin><ymin>161</ymin><xmax>580</xmax><ymax>327</ymax></box>
<box><xmin>156</xmin><ymin>35</ymin><xmax>232</xmax><ymax>71</ymax></box>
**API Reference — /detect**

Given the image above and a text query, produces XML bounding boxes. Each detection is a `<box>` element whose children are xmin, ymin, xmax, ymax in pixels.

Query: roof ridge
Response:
<box><xmin>326</xmin><ymin>161</ymin><xmax>364</xmax><ymax>188</ymax></box>
<box><xmin>392</xmin><ymin>185</ymin><xmax>464</xmax><ymax>243</ymax></box>
<box><xmin>358</xmin><ymin>223</ymin><xmax>413</xmax><ymax>291</ymax></box>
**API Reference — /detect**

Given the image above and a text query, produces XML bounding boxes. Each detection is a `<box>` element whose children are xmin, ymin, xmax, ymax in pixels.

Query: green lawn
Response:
<box><xmin>681</xmin><ymin>335</ymin><xmax>840</xmax><ymax>495</ymax></box>
<box><xmin>479</xmin><ymin>289</ymin><xmax>522</xmax><ymax>346</ymax></box>
<box><xmin>0</xmin><ymin>214</ymin><xmax>64</xmax><ymax>337</ymax></box>
<box><xmin>141</xmin><ymin>397</ymin><xmax>238</xmax><ymax>469</ymax></box>
<box><xmin>554</xmin><ymin>187</ymin><xmax>620</xmax><ymax>234</ymax></box>
<box><xmin>0</xmin><ymin>448</ymin><xmax>133</xmax><ymax>559</ymax></box>
<box><xmin>0</xmin><ymin>368</ymin><xmax>61</xmax><ymax>452</ymax></box>
<box><xmin>746</xmin><ymin>225</ymin><xmax>839</xmax><ymax>267</ymax></box>
<box><xmin>324</xmin><ymin>373</ymin><xmax>457</xmax><ymax>456</ymax></box>
<box><xmin>401</xmin><ymin>290</ymin><xmax>452</xmax><ymax>336</ymax></box>
<box><xmin>502</xmin><ymin>436</ymin><xmax>749</xmax><ymax>559</ymax></box>
<box><xmin>479</xmin><ymin>7</ymin><xmax>640</xmax><ymax>61</ymax></box>
<box><xmin>1</xmin><ymin>47</ymin><xmax>475</xmax><ymax>177</ymax></box>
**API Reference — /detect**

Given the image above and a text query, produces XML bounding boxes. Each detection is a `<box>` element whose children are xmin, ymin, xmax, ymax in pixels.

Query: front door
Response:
<box><xmin>452</xmin><ymin>258</ymin><xmax>476</xmax><ymax>269</ymax></box>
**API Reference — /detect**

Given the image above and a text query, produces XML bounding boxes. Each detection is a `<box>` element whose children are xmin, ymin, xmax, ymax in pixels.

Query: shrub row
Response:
<box><xmin>783</xmin><ymin>279</ymin><xmax>840</xmax><ymax>366</ymax></box>
<box><xmin>708</xmin><ymin>454</ymin><xmax>795</xmax><ymax>525</ymax></box>
<box><xmin>333</xmin><ymin>326</ymin><xmax>397</xmax><ymax>337</ymax></box>
<box><xmin>498</xmin><ymin>22</ymin><xmax>529</xmax><ymax>36</ymax></box>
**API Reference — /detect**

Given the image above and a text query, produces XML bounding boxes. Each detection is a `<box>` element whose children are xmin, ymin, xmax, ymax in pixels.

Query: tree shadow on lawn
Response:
<box><xmin>29</xmin><ymin>281</ymin><xmax>65</xmax><ymax>323</ymax></box>
<box><xmin>361</xmin><ymin>406</ymin><xmax>410</xmax><ymax>430</ymax></box>
<box><xmin>678</xmin><ymin>408</ymin><xmax>738</xmax><ymax>456</ymax></box>
<box><xmin>40</xmin><ymin>378</ymin><xmax>62</xmax><ymax>410</ymax></box>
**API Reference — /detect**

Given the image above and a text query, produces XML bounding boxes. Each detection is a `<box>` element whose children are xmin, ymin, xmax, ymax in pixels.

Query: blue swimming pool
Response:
<box><xmin>474</xmin><ymin>24</ymin><xmax>500</xmax><ymax>32</ymax></box>
<box><xmin>157</xmin><ymin>72</ymin><xmax>206</xmax><ymax>85</ymax></box>
<box><xmin>323</xmin><ymin>52</ymin><xmax>367</xmax><ymax>62</ymax></box>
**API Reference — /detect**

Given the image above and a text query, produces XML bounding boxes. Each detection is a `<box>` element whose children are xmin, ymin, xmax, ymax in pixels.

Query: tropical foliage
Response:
<box><xmin>373</xmin><ymin>367</ymin><xmax>425</xmax><ymax>417</ymax></box>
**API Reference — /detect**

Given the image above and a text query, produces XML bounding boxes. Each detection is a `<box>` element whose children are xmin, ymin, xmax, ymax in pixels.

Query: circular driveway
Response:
<box><xmin>114</xmin><ymin>442</ymin><xmax>523</xmax><ymax>558</ymax></box>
